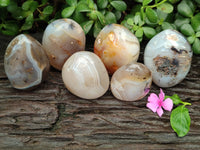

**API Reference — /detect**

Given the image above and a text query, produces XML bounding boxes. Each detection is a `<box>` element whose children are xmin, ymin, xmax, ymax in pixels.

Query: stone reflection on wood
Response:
<box><xmin>4</xmin><ymin>34</ymin><xmax>50</xmax><ymax>90</ymax></box>
<box><xmin>111</xmin><ymin>62</ymin><xmax>152</xmax><ymax>101</ymax></box>
<box><xmin>94</xmin><ymin>24</ymin><xmax>140</xmax><ymax>75</ymax></box>
<box><xmin>42</xmin><ymin>18</ymin><xmax>86</xmax><ymax>71</ymax></box>
<box><xmin>144</xmin><ymin>29</ymin><xmax>193</xmax><ymax>87</ymax></box>
<box><xmin>62</xmin><ymin>51</ymin><xmax>109</xmax><ymax>99</ymax></box>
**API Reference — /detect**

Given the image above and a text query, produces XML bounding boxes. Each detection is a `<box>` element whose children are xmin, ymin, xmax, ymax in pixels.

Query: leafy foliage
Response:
<box><xmin>165</xmin><ymin>94</ymin><xmax>191</xmax><ymax>137</ymax></box>
<box><xmin>0</xmin><ymin>0</ymin><xmax>200</xmax><ymax>54</ymax></box>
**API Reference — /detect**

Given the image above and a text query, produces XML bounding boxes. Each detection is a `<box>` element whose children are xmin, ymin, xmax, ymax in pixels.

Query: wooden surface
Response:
<box><xmin>0</xmin><ymin>34</ymin><xmax>200</xmax><ymax>150</ymax></box>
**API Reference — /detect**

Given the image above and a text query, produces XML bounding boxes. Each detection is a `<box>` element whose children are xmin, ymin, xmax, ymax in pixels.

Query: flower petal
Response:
<box><xmin>147</xmin><ymin>102</ymin><xmax>158</xmax><ymax>113</ymax></box>
<box><xmin>157</xmin><ymin>106</ymin><xmax>164</xmax><ymax>117</ymax></box>
<box><xmin>162</xmin><ymin>98</ymin><xmax>173</xmax><ymax>111</ymax></box>
<box><xmin>148</xmin><ymin>93</ymin><xmax>159</xmax><ymax>103</ymax></box>
<box><xmin>159</xmin><ymin>88</ymin><xmax>165</xmax><ymax>101</ymax></box>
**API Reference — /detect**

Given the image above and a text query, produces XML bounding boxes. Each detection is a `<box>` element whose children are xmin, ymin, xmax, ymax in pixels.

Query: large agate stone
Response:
<box><xmin>144</xmin><ymin>29</ymin><xmax>193</xmax><ymax>87</ymax></box>
<box><xmin>111</xmin><ymin>62</ymin><xmax>152</xmax><ymax>101</ymax></box>
<box><xmin>4</xmin><ymin>34</ymin><xmax>50</xmax><ymax>90</ymax></box>
<box><xmin>42</xmin><ymin>18</ymin><xmax>85</xmax><ymax>70</ymax></box>
<box><xmin>94</xmin><ymin>24</ymin><xmax>140</xmax><ymax>75</ymax></box>
<box><xmin>62</xmin><ymin>51</ymin><xmax>109</xmax><ymax>99</ymax></box>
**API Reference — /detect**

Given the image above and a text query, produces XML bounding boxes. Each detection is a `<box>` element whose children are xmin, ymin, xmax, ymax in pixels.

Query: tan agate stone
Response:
<box><xmin>94</xmin><ymin>24</ymin><xmax>140</xmax><ymax>74</ymax></box>
<box><xmin>4</xmin><ymin>34</ymin><xmax>50</xmax><ymax>90</ymax></box>
<box><xmin>111</xmin><ymin>62</ymin><xmax>152</xmax><ymax>101</ymax></box>
<box><xmin>42</xmin><ymin>18</ymin><xmax>86</xmax><ymax>70</ymax></box>
<box><xmin>62</xmin><ymin>51</ymin><xmax>109</xmax><ymax>99</ymax></box>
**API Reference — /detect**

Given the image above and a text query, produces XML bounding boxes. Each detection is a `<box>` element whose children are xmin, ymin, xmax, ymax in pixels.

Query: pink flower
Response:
<box><xmin>146</xmin><ymin>89</ymin><xmax>173</xmax><ymax>117</ymax></box>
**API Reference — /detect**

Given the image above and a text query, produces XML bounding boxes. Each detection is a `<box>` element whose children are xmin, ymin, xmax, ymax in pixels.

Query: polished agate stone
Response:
<box><xmin>42</xmin><ymin>18</ymin><xmax>86</xmax><ymax>70</ymax></box>
<box><xmin>144</xmin><ymin>29</ymin><xmax>193</xmax><ymax>87</ymax></box>
<box><xmin>94</xmin><ymin>24</ymin><xmax>140</xmax><ymax>75</ymax></box>
<box><xmin>4</xmin><ymin>34</ymin><xmax>50</xmax><ymax>90</ymax></box>
<box><xmin>62</xmin><ymin>51</ymin><xmax>109</xmax><ymax>99</ymax></box>
<box><xmin>111</xmin><ymin>62</ymin><xmax>152</xmax><ymax>101</ymax></box>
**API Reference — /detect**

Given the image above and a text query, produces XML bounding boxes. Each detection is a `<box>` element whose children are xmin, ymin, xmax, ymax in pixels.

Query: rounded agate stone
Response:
<box><xmin>111</xmin><ymin>62</ymin><xmax>152</xmax><ymax>101</ymax></box>
<box><xmin>4</xmin><ymin>34</ymin><xmax>50</xmax><ymax>90</ymax></box>
<box><xmin>144</xmin><ymin>29</ymin><xmax>193</xmax><ymax>87</ymax></box>
<box><xmin>62</xmin><ymin>51</ymin><xmax>109</xmax><ymax>99</ymax></box>
<box><xmin>94</xmin><ymin>24</ymin><xmax>140</xmax><ymax>75</ymax></box>
<box><xmin>42</xmin><ymin>18</ymin><xmax>86</xmax><ymax>70</ymax></box>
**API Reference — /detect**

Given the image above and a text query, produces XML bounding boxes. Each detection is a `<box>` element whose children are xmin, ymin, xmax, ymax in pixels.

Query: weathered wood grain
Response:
<box><xmin>0</xmin><ymin>34</ymin><xmax>200</xmax><ymax>150</ymax></box>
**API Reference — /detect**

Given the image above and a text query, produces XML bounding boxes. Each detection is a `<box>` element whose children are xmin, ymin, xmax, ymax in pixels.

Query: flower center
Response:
<box><xmin>158</xmin><ymin>100</ymin><xmax>162</xmax><ymax>107</ymax></box>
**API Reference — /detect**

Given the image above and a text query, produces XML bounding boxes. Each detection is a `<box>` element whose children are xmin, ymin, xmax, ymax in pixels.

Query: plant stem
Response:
<box><xmin>182</xmin><ymin>102</ymin><xmax>192</xmax><ymax>106</ymax></box>
<box><xmin>148</xmin><ymin>0</ymin><xmax>168</xmax><ymax>8</ymax></box>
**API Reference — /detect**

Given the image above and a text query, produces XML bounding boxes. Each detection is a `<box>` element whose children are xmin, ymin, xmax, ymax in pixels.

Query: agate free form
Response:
<box><xmin>42</xmin><ymin>18</ymin><xmax>86</xmax><ymax>70</ymax></box>
<box><xmin>94</xmin><ymin>24</ymin><xmax>140</xmax><ymax>74</ymax></box>
<box><xmin>62</xmin><ymin>51</ymin><xmax>109</xmax><ymax>99</ymax></box>
<box><xmin>4</xmin><ymin>34</ymin><xmax>50</xmax><ymax>90</ymax></box>
<box><xmin>111</xmin><ymin>62</ymin><xmax>152</xmax><ymax>101</ymax></box>
<box><xmin>144</xmin><ymin>29</ymin><xmax>193</xmax><ymax>87</ymax></box>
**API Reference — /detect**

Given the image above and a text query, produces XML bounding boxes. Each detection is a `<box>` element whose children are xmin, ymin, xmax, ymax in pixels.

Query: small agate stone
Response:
<box><xmin>111</xmin><ymin>62</ymin><xmax>152</xmax><ymax>101</ymax></box>
<box><xmin>144</xmin><ymin>29</ymin><xmax>193</xmax><ymax>87</ymax></box>
<box><xmin>4</xmin><ymin>34</ymin><xmax>50</xmax><ymax>90</ymax></box>
<box><xmin>42</xmin><ymin>18</ymin><xmax>86</xmax><ymax>70</ymax></box>
<box><xmin>94</xmin><ymin>24</ymin><xmax>140</xmax><ymax>75</ymax></box>
<box><xmin>62</xmin><ymin>51</ymin><xmax>109</xmax><ymax>99</ymax></box>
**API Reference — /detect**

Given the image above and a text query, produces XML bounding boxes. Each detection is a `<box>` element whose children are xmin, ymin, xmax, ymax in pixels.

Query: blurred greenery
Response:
<box><xmin>0</xmin><ymin>0</ymin><xmax>200</xmax><ymax>54</ymax></box>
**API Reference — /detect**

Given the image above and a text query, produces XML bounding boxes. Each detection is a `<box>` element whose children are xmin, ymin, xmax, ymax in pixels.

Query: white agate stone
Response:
<box><xmin>42</xmin><ymin>18</ymin><xmax>86</xmax><ymax>70</ymax></box>
<box><xmin>94</xmin><ymin>24</ymin><xmax>140</xmax><ymax>74</ymax></box>
<box><xmin>62</xmin><ymin>51</ymin><xmax>109</xmax><ymax>99</ymax></box>
<box><xmin>111</xmin><ymin>62</ymin><xmax>152</xmax><ymax>101</ymax></box>
<box><xmin>144</xmin><ymin>29</ymin><xmax>193</xmax><ymax>87</ymax></box>
<box><xmin>4</xmin><ymin>34</ymin><xmax>50</xmax><ymax>90</ymax></box>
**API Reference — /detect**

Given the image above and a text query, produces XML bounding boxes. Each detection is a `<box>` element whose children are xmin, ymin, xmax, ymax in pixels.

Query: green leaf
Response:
<box><xmin>192</xmin><ymin>38</ymin><xmax>200</xmax><ymax>54</ymax></box>
<box><xmin>41</xmin><ymin>0</ymin><xmax>48</xmax><ymax>4</ymax></box>
<box><xmin>143</xmin><ymin>0</ymin><xmax>152</xmax><ymax>6</ymax></box>
<box><xmin>61</xmin><ymin>6</ymin><xmax>75</xmax><ymax>18</ymax></box>
<box><xmin>162</xmin><ymin>22</ymin><xmax>175</xmax><ymax>30</ymax></box>
<box><xmin>22</xmin><ymin>0</ymin><xmax>32</xmax><ymax>11</ymax></box>
<box><xmin>135</xmin><ymin>27</ymin><xmax>143</xmax><ymax>38</ymax></box>
<box><xmin>7</xmin><ymin>1</ymin><xmax>18</xmax><ymax>13</ymax></box>
<box><xmin>196</xmin><ymin>32</ymin><xmax>200</xmax><ymax>38</ymax></box>
<box><xmin>30</xmin><ymin>1</ymin><xmax>38</xmax><ymax>12</ymax></box>
<box><xmin>134</xmin><ymin>12</ymin><xmax>144</xmax><ymax>26</ymax></box>
<box><xmin>165</xmin><ymin>94</ymin><xmax>182</xmax><ymax>105</ymax></box>
<box><xmin>170</xmin><ymin>105</ymin><xmax>191</xmax><ymax>137</ymax></box>
<box><xmin>76</xmin><ymin>2</ymin><xmax>91</xmax><ymax>12</ymax></box>
<box><xmin>143</xmin><ymin>26</ymin><xmax>156</xmax><ymax>39</ymax></box>
<box><xmin>146</xmin><ymin>7</ymin><xmax>158</xmax><ymax>23</ymax></box>
<box><xmin>168</xmin><ymin>0</ymin><xmax>180</xmax><ymax>4</ymax></box>
<box><xmin>110</xmin><ymin>1</ymin><xmax>127</xmax><ymax>11</ymax></box>
<box><xmin>180</xmin><ymin>24</ymin><xmax>195</xmax><ymax>36</ymax></box>
<box><xmin>131</xmin><ymin>4</ymin><xmax>142</xmax><ymax>15</ymax></box>
<box><xmin>1</xmin><ymin>21</ymin><xmax>19</xmax><ymax>35</ymax></box>
<box><xmin>174</xmin><ymin>15</ymin><xmax>190</xmax><ymax>29</ymax></box>
<box><xmin>81</xmin><ymin>20</ymin><xmax>94</xmax><ymax>34</ymax></box>
<box><xmin>21</xmin><ymin>13</ymin><xmax>34</xmax><ymax>30</ymax></box>
<box><xmin>191</xmin><ymin>13</ymin><xmax>200</xmax><ymax>32</ymax></box>
<box><xmin>187</xmin><ymin>36</ymin><xmax>195</xmax><ymax>44</ymax></box>
<box><xmin>66</xmin><ymin>0</ymin><xmax>77</xmax><ymax>6</ymax></box>
<box><xmin>97</xmin><ymin>0</ymin><xmax>108</xmax><ymax>9</ymax></box>
<box><xmin>114</xmin><ymin>10</ymin><xmax>121</xmax><ymax>20</ymax></box>
<box><xmin>96</xmin><ymin>11</ymin><xmax>106</xmax><ymax>25</ymax></box>
<box><xmin>43</xmin><ymin>6</ymin><xmax>53</xmax><ymax>15</ymax></box>
<box><xmin>157</xmin><ymin>2</ymin><xmax>173</xmax><ymax>14</ymax></box>
<box><xmin>72</xmin><ymin>10</ymin><xmax>87</xmax><ymax>23</ymax></box>
<box><xmin>127</xmin><ymin>18</ymin><xmax>134</xmax><ymax>26</ymax></box>
<box><xmin>0</xmin><ymin>0</ymin><xmax>10</xmax><ymax>7</ymax></box>
<box><xmin>93</xmin><ymin>21</ymin><xmax>102</xmax><ymax>37</ymax></box>
<box><xmin>177</xmin><ymin>0</ymin><xmax>193</xmax><ymax>17</ymax></box>
<box><xmin>105</xmin><ymin>11</ymin><xmax>116</xmax><ymax>24</ymax></box>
